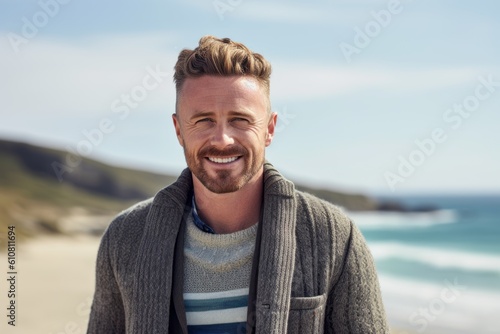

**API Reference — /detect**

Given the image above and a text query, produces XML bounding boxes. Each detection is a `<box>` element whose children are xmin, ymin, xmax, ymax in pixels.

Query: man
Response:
<box><xmin>87</xmin><ymin>35</ymin><xmax>388</xmax><ymax>333</ymax></box>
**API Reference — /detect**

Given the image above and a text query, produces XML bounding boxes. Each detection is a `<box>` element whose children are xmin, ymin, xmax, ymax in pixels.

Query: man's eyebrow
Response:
<box><xmin>190</xmin><ymin>111</ymin><xmax>215</xmax><ymax>120</ymax></box>
<box><xmin>227</xmin><ymin>110</ymin><xmax>254</xmax><ymax>118</ymax></box>
<box><xmin>189</xmin><ymin>110</ymin><xmax>255</xmax><ymax>119</ymax></box>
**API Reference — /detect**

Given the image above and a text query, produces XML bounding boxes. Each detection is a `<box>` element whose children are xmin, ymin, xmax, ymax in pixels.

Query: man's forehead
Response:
<box><xmin>241</xmin><ymin>78</ymin><xmax>259</xmax><ymax>91</ymax></box>
<box><xmin>176</xmin><ymin>76</ymin><xmax>268</xmax><ymax>116</ymax></box>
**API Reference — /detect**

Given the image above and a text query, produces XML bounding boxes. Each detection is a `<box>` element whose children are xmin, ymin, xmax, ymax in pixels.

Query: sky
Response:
<box><xmin>1</xmin><ymin>0</ymin><xmax>499</xmax><ymax>195</ymax></box>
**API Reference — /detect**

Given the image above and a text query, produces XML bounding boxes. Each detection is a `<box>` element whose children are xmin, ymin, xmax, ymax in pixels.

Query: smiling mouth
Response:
<box><xmin>207</xmin><ymin>156</ymin><xmax>240</xmax><ymax>164</ymax></box>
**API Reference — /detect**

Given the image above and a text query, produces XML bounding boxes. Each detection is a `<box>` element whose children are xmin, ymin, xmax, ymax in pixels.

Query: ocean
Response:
<box><xmin>349</xmin><ymin>195</ymin><xmax>500</xmax><ymax>334</ymax></box>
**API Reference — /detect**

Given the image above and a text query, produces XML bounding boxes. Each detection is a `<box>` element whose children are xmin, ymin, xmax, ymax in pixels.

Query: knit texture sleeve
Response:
<box><xmin>87</xmin><ymin>226</ymin><xmax>126</xmax><ymax>334</ymax></box>
<box><xmin>324</xmin><ymin>221</ymin><xmax>389</xmax><ymax>334</ymax></box>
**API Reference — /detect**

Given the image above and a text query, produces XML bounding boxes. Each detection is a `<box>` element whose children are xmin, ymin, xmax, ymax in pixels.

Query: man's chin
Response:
<box><xmin>202</xmin><ymin>172</ymin><xmax>243</xmax><ymax>194</ymax></box>
<box><xmin>201</xmin><ymin>179</ymin><xmax>242</xmax><ymax>194</ymax></box>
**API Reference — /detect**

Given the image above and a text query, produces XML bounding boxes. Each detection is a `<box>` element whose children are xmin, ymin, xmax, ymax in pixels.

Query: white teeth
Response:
<box><xmin>208</xmin><ymin>156</ymin><xmax>238</xmax><ymax>164</ymax></box>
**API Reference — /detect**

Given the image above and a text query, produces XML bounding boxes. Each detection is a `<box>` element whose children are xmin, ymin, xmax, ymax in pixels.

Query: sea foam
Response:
<box><xmin>369</xmin><ymin>242</ymin><xmax>500</xmax><ymax>274</ymax></box>
<box><xmin>379</xmin><ymin>275</ymin><xmax>500</xmax><ymax>334</ymax></box>
<box><xmin>348</xmin><ymin>209</ymin><xmax>458</xmax><ymax>229</ymax></box>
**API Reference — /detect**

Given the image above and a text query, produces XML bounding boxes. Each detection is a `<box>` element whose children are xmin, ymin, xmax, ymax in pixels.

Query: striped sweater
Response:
<box><xmin>183</xmin><ymin>212</ymin><xmax>257</xmax><ymax>333</ymax></box>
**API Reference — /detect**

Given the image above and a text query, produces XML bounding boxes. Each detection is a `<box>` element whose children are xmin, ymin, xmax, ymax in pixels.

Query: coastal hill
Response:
<box><xmin>0</xmin><ymin>138</ymin><xmax>379</xmax><ymax>239</ymax></box>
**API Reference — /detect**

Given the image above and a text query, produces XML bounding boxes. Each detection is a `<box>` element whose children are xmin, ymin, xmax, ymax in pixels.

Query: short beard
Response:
<box><xmin>185</xmin><ymin>145</ymin><xmax>262</xmax><ymax>194</ymax></box>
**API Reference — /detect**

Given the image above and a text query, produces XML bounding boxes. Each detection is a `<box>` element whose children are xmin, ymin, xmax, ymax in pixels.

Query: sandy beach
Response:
<box><xmin>0</xmin><ymin>236</ymin><xmax>98</xmax><ymax>334</ymax></box>
<box><xmin>0</xmin><ymin>235</ymin><xmax>415</xmax><ymax>334</ymax></box>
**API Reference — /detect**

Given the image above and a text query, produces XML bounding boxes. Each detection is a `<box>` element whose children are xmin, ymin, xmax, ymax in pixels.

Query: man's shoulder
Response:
<box><xmin>294</xmin><ymin>189</ymin><xmax>351</xmax><ymax>223</ymax></box>
<box><xmin>264</xmin><ymin>161</ymin><xmax>353</xmax><ymax>232</ymax></box>
<box><xmin>114</xmin><ymin>197</ymin><xmax>154</xmax><ymax>223</ymax></box>
<box><xmin>293</xmin><ymin>188</ymin><xmax>354</xmax><ymax>242</ymax></box>
<box><xmin>105</xmin><ymin>197</ymin><xmax>155</xmax><ymax>236</ymax></box>
<box><xmin>102</xmin><ymin>169</ymin><xmax>192</xmax><ymax>244</ymax></box>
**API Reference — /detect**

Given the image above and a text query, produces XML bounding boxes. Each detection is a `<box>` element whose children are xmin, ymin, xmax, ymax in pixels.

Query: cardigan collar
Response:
<box><xmin>131</xmin><ymin>162</ymin><xmax>297</xmax><ymax>333</ymax></box>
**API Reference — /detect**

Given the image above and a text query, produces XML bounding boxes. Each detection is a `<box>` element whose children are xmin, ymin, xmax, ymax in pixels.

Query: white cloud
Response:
<box><xmin>0</xmin><ymin>32</ymin><xmax>180</xmax><ymax>119</ymax></box>
<box><xmin>271</xmin><ymin>62</ymin><xmax>483</xmax><ymax>101</ymax></box>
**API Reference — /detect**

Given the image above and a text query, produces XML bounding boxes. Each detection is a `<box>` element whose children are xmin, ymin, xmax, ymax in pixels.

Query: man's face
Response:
<box><xmin>173</xmin><ymin>76</ymin><xmax>276</xmax><ymax>194</ymax></box>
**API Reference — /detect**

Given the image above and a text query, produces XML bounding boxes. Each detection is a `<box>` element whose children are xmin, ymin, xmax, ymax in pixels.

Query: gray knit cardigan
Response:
<box><xmin>87</xmin><ymin>162</ymin><xmax>388</xmax><ymax>333</ymax></box>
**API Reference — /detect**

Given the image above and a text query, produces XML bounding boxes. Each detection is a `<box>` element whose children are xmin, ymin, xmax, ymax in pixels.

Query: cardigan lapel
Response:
<box><xmin>170</xmin><ymin>205</ymin><xmax>190</xmax><ymax>334</ymax></box>
<box><xmin>129</xmin><ymin>169</ymin><xmax>192</xmax><ymax>333</ymax></box>
<box><xmin>252</xmin><ymin>163</ymin><xmax>297</xmax><ymax>333</ymax></box>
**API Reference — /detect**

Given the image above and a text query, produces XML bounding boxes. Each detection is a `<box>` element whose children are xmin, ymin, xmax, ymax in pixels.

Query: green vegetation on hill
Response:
<box><xmin>0</xmin><ymin>138</ymin><xmax>377</xmax><ymax>241</ymax></box>
<box><xmin>0</xmin><ymin>139</ymin><xmax>176</xmax><ymax>241</ymax></box>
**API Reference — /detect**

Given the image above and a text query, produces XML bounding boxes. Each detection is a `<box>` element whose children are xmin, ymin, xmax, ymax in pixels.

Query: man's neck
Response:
<box><xmin>192</xmin><ymin>169</ymin><xmax>264</xmax><ymax>234</ymax></box>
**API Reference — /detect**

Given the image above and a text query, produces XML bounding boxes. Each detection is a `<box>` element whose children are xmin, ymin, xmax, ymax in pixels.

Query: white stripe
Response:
<box><xmin>186</xmin><ymin>307</ymin><xmax>248</xmax><ymax>325</ymax></box>
<box><xmin>183</xmin><ymin>287</ymin><xmax>249</xmax><ymax>300</ymax></box>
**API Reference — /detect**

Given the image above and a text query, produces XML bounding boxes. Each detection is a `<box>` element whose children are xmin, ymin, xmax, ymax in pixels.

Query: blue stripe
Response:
<box><xmin>184</xmin><ymin>295</ymin><xmax>248</xmax><ymax>312</ymax></box>
<box><xmin>188</xmin><ymin>322</ymin><xmax>247</xmax><ymax>334</ymax></box>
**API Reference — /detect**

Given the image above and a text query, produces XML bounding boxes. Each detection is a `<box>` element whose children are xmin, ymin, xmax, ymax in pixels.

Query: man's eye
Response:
<box><xmin>196</xmin><ymin>118</ymin><xmax>213</xmax><ymax>124</ymax></box>
<box><xmin>232</xmin><ymin>117</ymin><xmax>248</xmax><ymax>123</ymax></box>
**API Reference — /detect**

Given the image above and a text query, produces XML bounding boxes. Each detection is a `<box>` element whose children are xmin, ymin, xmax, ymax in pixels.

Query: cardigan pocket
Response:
<box><xmin>287</xmin><ymin>294</ymin><xmax>326</xmax><ymax>334</ymax></box>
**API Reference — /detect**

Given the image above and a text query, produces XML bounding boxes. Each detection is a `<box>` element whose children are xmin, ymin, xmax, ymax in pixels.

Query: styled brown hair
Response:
<box><xmin>173</xmin><ymin>35</ymin><xmax>272</xmax><ymax>111</ymax></box>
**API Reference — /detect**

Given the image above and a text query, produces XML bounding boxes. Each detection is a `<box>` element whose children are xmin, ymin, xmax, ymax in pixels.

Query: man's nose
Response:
<box><xmin>210</xmin><ymin>123</ymin><xmax>235</xmax><ymax>148</ymax></box>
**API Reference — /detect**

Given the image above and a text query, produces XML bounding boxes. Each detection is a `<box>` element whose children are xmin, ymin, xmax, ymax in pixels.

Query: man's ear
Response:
<box><xmin>172</xmin><ymin>113</ymin><xmax>184</xmax><ymax>147</ymax></box>
<box><xmin>265</xmin><ymin>112</ymin><xmax>278</xmax><ymax>147</ymax></box>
